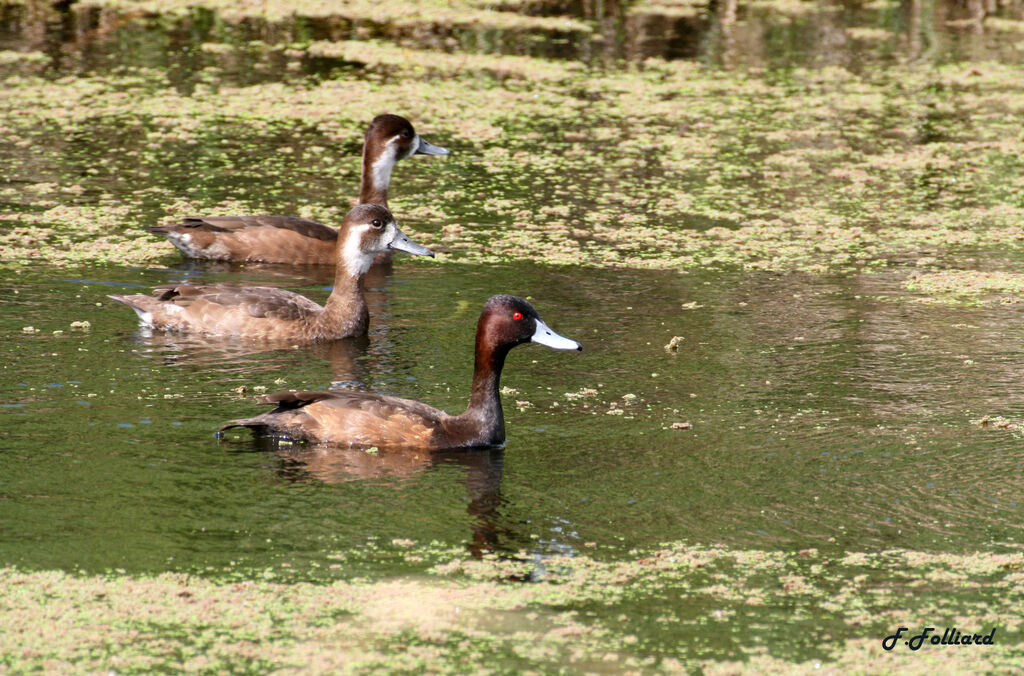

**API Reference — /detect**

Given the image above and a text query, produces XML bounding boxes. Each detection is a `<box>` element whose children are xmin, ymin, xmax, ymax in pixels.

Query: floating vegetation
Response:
<box><xmin>904</xmin><ymin>270</ymin><xmax>1024</xmax><ymax>304</ymax></box>
<box><xmin>4</xmin><ymin>4</ymin><xmax>1024</xmax><ymax>671</ymax></box>
<box><xmin>0</xmin><ymin>50</ymin><xmax>49</xmax><ymax>65</ymax></box>
<box><xmin>77</xmin><ymin>0</ymin><xmax>592</xmax><ymax>31</ymax></box>
<box><xmin>4</xmin><ymin>542</ymin><xmax>1024</xmax><ymax>672</ymax></box>
<box><xmin>305</xmin><ymin>40</ymin><xmax>581</xmax><ymax>81</ymax></box>
<box><xmin>664</xmin><ymin>336</ymin><xmax>684</xmax><ymax>353</ymax></box>
<box><xmin>2</xmin><ymin>29</ymin><xmax>1024</xmax><ymax>272</ymax></box>
<box><xmin>974</xmin><ymin>414</ymin><xmax>1024</xmax><ymax>434</ymax></box>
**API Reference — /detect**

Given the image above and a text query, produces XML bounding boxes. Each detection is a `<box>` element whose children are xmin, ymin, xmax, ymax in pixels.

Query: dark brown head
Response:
<box><xmin>337</xmin><ymin>204</ymin><xmax>433</xmax><ymax>275</ymax></box>
<box><xmin>365</xmin><ymin>113</ymin><xmax>449</xmax><ymax>164</ymax></box>
<box><xmin>476</xmin><ymin>295</ymin><xmax>582</xmax><ymax>353</ymax></box>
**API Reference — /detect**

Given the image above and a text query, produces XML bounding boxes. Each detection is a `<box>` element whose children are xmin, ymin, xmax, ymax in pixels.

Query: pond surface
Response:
<box><xmin>4</xmin><ymin>256</ymin><xmax>1024</xmax><ymax>580</ymax></box>
<box><xmin>3</xmin><ymin>0</ymin><xmax>1024</xmax><ymax>667</ymax></box>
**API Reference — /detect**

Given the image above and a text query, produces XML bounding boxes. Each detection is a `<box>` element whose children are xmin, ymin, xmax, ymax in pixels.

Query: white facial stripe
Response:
<box><xmin>340</xmin><ymin>224</ymin><xmax>376</xmax><ymax>276</ymax></box>
<box><xmin>531</xmin><ymin>318</ymin><xmax>581</xmax><ymax>350</ymax></box>
<box><xmin>382</xmin><ymin>220</ymin><xmax>398</xmax><ymax>248</ymax></box>
<box><xmin>370</xmin><ymin>141</ymin><xmax>400</xmax><ymax>191</ymax></box>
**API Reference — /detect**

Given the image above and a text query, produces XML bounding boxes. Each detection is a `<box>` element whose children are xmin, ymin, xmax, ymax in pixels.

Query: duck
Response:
<box><xmin>220</xmin><ymin>295</ymin><xmax>582</xmax><ymax>450</ymax></box>
<box><xmin>148</xmin><ymin>114</ymin><xmax>449</xmax><ymax>265</ymax></box>
<box><xmin>109</xmin><ymin>204</ymin><xmax>431</xmax><ymax>342</ymax></box>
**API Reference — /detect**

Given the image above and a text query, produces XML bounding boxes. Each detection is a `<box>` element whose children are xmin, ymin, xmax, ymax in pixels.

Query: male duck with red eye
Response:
<box><xmin>220</xmin><ymin>295</ymin><xmax>582</xmax><ymax>451</ymax></box>
<box><xmin>149</xmin><ymin>114</ymin><xmax>449</xmax><ymax>265</ymax></box>
<box><xmin>109</xmin><ymin>204</ymin><xmax>432</xmax><ymax>342</ymax></box>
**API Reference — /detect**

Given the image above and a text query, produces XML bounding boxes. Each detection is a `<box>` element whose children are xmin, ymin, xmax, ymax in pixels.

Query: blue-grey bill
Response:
<box><xmin>388</xmin><ymin>227</ymin><xmax>435</xmax><ymax>257</ymax></box>
<box><xmin>415</xmin><ymin>136</ymin><xmax>450</xmax><ymax>156</ymax></box>
<box><xmin>531</xmin><ymin>318</ymin><xmax>582</xmax><ymax>351</ymax></box>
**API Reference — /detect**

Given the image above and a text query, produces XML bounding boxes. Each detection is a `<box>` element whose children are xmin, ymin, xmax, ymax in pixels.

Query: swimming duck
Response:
<box><xmin>109</xmin><ymin>204</ymin><xmax>431</xmax><ymax>342</ymax></box>
<box><xmin>148</xmin><ymin>114</ymin><xmax>449</xmax><ymax>265</ymax></box>
<box><xmin>220</xmin><ymin>295</ymin><xmax>582</xmax><ymax>450</ymax></box>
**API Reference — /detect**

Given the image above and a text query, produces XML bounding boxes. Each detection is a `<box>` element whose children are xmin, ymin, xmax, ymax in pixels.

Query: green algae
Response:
<box><xmin>4</xmin><ymin>4</ymin><xmax>1024</xmax><ymax>672</ymax></box>
<box><xmin>0</xmin><ymin>204</ymin><xmax>170</xmax><ymax>267</ymax></box>
<box><xmin>904</xmin><ymin>270</ymin><xmax>1024</xmax><ymax>304</ymax></box>
<box><xmin>304</xmin><ymin>40</ymin><xmax>582</xmax><ymax>81</ymax></box>
<box><xmin>5</xmin><ymin>41</ymin><xmax>1024</xmax><ymax>275</ymax></box>
<box><xmin>0</xmin><ymin>49</ymin><xmax>48</xmax><ymax>65</ymax></box>
<box><xmin>3</xmin><ymin>542</ymin><xmax>1024</xmax><ymax>673</ymax></box>
<box><xmin>76</xmin><ymin>0</ymin><xmax>592</xmax><ymax>32</ymax></box>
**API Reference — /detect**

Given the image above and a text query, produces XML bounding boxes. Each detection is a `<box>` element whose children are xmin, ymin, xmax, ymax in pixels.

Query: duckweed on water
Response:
<box><xmin>4</xmin><ymin>33</ymin><xmax>1024</xmax><ymax>282</ymax></box>
<box><xmin>5</xmin><ymin>2</ymin><xmax>1024</xmax><ymax>672</ymax></box>
<box><xmin>4</xmin><ymin>542</ymin><xmax>1024</xmax><ymax>672</ymax></box>
<box><xmin>904</xmin><ymin>270</ymin><xmax>1024</xmax><ymax>304</ymax></box>
<box><xmin>79</xmin><ymin>0</ymin><xmax>592</xmax><ymax>32</ymax></box>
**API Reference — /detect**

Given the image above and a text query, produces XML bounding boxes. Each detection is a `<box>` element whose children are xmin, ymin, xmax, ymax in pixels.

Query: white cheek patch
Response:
<box><xmin>369</xmin><ymin>139</ymin><xmax>401</xmax><ymax>192</ymax></box>
<box><xmin>164</xmin><ymin>232</ymin><xmax>198</xmax><ymax>257</ymax></box>
<box><xmin>340</xmin><ymin>224</ymin><xmax>376</xmax><ymax>276</ymax></box>
<box><xmin>382</xmin><ymin>221</ymin><xmax>398</xmax><ymax>248</ymax></box>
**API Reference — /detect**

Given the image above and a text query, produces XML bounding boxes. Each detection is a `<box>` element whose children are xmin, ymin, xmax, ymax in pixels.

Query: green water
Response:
<box><xmin>4</xmin><ymin>259</ymin><xmax>1024</xmax><ymax>576</ymax></box>
<box><xmin>3</xmin><ymin>0</ymin><xmax>1024</xmax><ymax>668</ymax></box>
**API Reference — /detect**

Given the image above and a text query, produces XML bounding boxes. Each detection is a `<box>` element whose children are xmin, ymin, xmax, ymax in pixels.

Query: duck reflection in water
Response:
<box><xmin>125</xmin><ymin>330</ymin><xmax>375</xmax><ymax>387</ymax></box>
<box><xmin>229</xmin><ymin>436</ymin><xmax>511</xmax><ymax>558</ymax></box>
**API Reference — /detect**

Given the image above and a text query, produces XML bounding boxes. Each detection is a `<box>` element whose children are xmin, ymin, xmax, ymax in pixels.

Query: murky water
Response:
<box><xmin>5</xmin><ymin>258</ymin><xmax>1024</xmax><ymax>576</ymax></box>
<box><xmin>3</xmin><ymin>0</ymin><xmax>1024</xmax><ymax>667</ymax></box>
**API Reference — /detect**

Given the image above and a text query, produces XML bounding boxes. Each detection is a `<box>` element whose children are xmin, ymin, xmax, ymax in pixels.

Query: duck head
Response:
<box><xmin>477</xmin><ymin>295</ymin><xmax>582</xmax><ymax>353</ymax></box>
<box><xmin>338</xmin><ymin>204</ymin><xmax>433</xmax><ymax>276</ymax></box>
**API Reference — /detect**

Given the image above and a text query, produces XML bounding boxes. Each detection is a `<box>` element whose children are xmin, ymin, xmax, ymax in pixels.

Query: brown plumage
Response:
<box><xmin>109</xmin><ymin>205</ymin><xmax>432</xmax><ymax>342</ymax></box>
<box><xmin>149</xmin><ymin>114</ymin><xmax>449</xmax><ymax>265</ymax></box>
<box><xmin>220</xmin><ymin>295</ymin><xmax>582</xmax><ymax>451</ymax></box>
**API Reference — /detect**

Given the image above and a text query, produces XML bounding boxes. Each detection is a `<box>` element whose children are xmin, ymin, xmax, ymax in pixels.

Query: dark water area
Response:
<box><xmin>4</xmin><ymin>258</ymin><xmax>1024</xmax><ymax>581</ymax></box>
<box><xmin>3</xmin><ymin>0</ymin><xmax>1024</xmax><ymax>89</ymax></box>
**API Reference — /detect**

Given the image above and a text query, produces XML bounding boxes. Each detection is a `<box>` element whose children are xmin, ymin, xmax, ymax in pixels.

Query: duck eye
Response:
<box><xmin>513</xmin><ymin>312</ymin><xmax>523</xmax><ymax>321</ymax></box>
<box><xmin>371</xmin><ymin>219</ymin><xmax>383</xmax><ymax>228</ymax></box>
<box><xmin>402</xmin><ymin>129</ymin><xmax>413</xmax><ymax>138</ymax></box>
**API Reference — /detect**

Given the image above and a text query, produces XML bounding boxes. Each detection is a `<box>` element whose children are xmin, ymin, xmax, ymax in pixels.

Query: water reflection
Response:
<box><xmin>3</xmin><ymin>0</ymin><xmax>1024</xmax><ymax>80</ymax></box>
<box><xmin>126</xmin><ymin>329</ymin><xmax>372</xmax><ymax>383</ymax></box>
<box><xmin>7</xmin><ymin>259</ymin><xmax>1024</xmax><ymax>572</ymax></box>
<box><xmin>165</xmin><ymin>259</ymin><xmax>340</xmax><ymax>287</ymax></box>
<box><xmin>229</xmin><ymin>435</ymin><xmax>511</xmax><ymax>557</ymax></box>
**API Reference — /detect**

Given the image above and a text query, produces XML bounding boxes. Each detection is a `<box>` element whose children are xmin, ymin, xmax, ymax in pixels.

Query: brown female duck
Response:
<box><xmin>109</xmin><ymin>205</ymin><xmax>431</xmax><ymax>342</ymax></box>
<box><xmin>220</xmin><ymin>295</ymin><xmax>582</xmax><ymax>450</ymax></box>
<box><xmin>149</xmin><ymin>114</ymin><xmax>449</xmax><ymax>265</ymax></box>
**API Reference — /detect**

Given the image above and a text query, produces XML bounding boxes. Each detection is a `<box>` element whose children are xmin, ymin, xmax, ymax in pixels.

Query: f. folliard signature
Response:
<box><xmin>882</xmin><ymin>627</ymin><xmax>996</xmax><ymax>651</ymax></box>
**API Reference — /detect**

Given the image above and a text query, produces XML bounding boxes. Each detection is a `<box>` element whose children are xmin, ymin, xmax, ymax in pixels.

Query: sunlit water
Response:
<box><xmin>3</xmin><ymin>259</ymin><xmax>1024</xmax><ymax>579</ymax></box>
<box><xmin>3</xmin><ymin>0</ymin><xmax>1024</xmax><ymax>666</ymax></box>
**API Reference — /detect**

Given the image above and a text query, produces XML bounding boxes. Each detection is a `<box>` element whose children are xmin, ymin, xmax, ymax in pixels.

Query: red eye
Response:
<box><xmin>513</xmin><ymin>312</ymin><xmax>523</xmax><ymax>321</ymax></box>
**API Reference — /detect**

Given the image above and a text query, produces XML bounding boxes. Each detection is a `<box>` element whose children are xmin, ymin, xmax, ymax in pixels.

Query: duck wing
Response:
<box><xmin>223</xmin><ymin>390</ymin><xmax>449</xmax><ymax>448</ymax></box>
<box><xmin>149</xmin><ymin>216</ymin><xmax>338</xmax><ymax>264</ymax></box>
<box><xmin>144</xmin><ymin>284</ymin><xmax>323</xmax><ymax>323</ymax></box>
<box><xmin>150</xmin><ymin>216</ymin><xmax>338</xmax><ymax>242</ymax></box>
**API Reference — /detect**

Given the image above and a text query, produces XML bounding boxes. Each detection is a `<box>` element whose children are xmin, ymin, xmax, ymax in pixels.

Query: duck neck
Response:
<box><xmin>318</xmin><ymin>257</ymin><xmax>369</xmax><ymax>337</ymax></box>
<box><xmin>462</xmin><ymin>339</ymin><xmax>512</xmax><ymax>445</ymax></box>
<box><xmin>360</xmin><ymin>143</ymin><xmax>396</xmax><ymax>206</ymax></box>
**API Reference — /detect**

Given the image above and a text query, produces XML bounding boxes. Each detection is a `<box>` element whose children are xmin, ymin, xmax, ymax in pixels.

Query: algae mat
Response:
<box><xmin>5</xmin><ymin>543</ymin><xmax>1024</xmax><ymax>673</ymax></box>
<box><xmin>4</xmin><ymin>4</ymin><xmax>1024</xmax><ymax>286</ymax></box>
<box><xmin>5</xmin><ymin>0</ymin><xmax>1024</xmax><ymax>673</ymax></box>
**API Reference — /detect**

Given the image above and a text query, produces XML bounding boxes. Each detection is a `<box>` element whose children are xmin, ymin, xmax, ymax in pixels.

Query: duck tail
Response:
<box><xmin>106</xmin><ymin>293</ymin><xmax>135</xmax><ymax>303</ymax></box>
<box><xmin>106</xmin><ymin>293</ymin><xmax>154</xmax><ymax>319</ymax></box>
<box><xmin>217</xmin><ymin>418</ymin><xmax>269</xmax><ymax>437</ymax></box>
